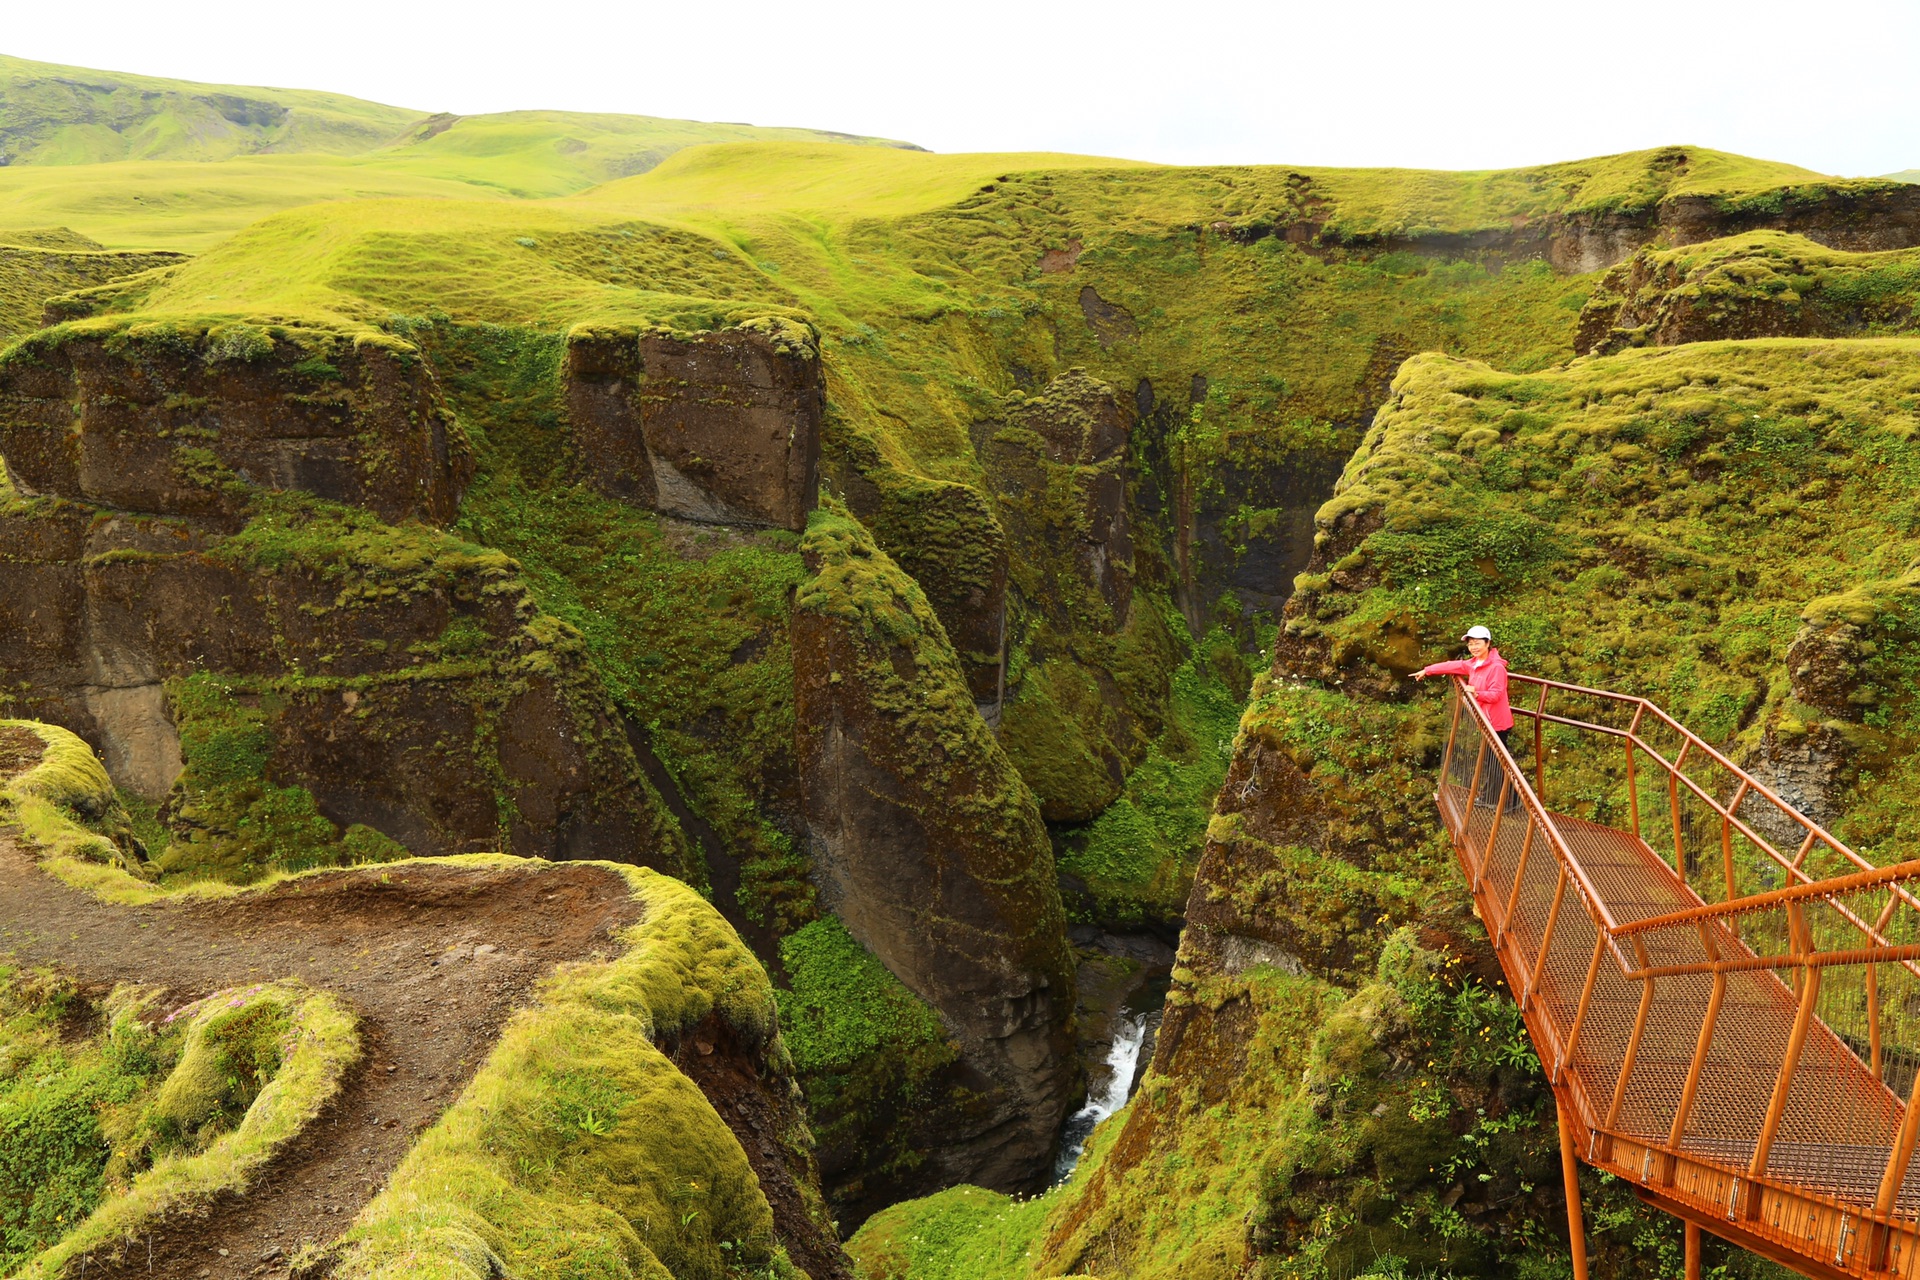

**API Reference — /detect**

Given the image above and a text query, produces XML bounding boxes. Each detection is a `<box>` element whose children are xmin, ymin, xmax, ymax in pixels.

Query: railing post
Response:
<box><xmin>1723</xmin><ymin>779</ymin><xmax>1749</xmax><ymax>904</ymax></box>
<box><xmin>1626</xmin><ymin>704</ymin><xmax>1646</xmax><ymax>839</ymax></box>
<box><xmin>1494</xmin><ymin>818</ymin><xmax>1536</xmax><ymax>950</ymax></box>
<box><xmin>1554</xmin><ymin>928</ymin><xmax>1607</xmax><ymax>1087</ymax></box>
<box><xmin>1868</xmin><ymin>1051</ymin><xmax>1920</xmax><ymax>1271</ymax></box>
<box><xmin>1663</xmin><ymin>968</ymin><xmax>1727</xmax><ymax>1183</ymax></box>
<box><xmin>1602</xmin><ymin>938</ymin><xmax>1656</xmax><ymax>1166</ymax></box>
<box><xmin>1524</xmin><ymin>868</ymin><xmax>1569</xmax><ymax>1008</ymax></box>
<box><xmin>1477</xmin><ymin>770</ymin><xmax>1513</xmax><ymax>883</ymax></box>
<box><xmin>1440</xmin><ymin>683</ymin><xmax>1464</xmax><ymax>794</ymax></box>
<box><xmin>1744</xmin><ymin>904</ymin><xmax>1820</xmax><ymax>1219</ymax></box>
<box><xmin>1533</xmin><ymin>682</ymin><xmax>1548</xmax><ymax>802</ymax></box>
<box><xmin>1670</xmin><ymin>740</ymin><xmax>1691</xmax><ymax>881</ymax></box>
<box><xmin>1870</xmin><ymin>961</ymin><xmax>1883</xmax><ymax>1080</ymax></box>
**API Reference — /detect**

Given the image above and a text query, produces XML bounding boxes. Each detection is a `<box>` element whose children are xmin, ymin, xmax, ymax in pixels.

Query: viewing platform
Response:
<box><xmin>1439</xmin><ymin>674</ymin><xmax>1920</xmax><ymax>1280</ymax></box>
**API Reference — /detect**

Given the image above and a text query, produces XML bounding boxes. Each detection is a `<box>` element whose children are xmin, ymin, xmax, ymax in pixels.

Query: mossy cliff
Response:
<box><xmin>791</xmin><ymin>501</ymin><xmax>1078</xmax><ymax>1209</ymax></box>
<box><xmin>1577</xmin><ymin>231</ymin><xmax>1920</xmax><ymax>354</ymax></box>
<box><xmin>992</xmin><ymin>334</ymin><xmax>1920</xmax><ymax>1279</ymax></box>
<box><xmin>0</xmin><ymin>229</ymin><xmax>185</xmax><ymax>341</ymax></box>
<box><xmin>0</xmin><ymin>317</ymin><xmax>470</xmax><ymax>528</ymax></box>
<box><xmin>5</xmin><ymin>135</ymin><xmax>1920</xmax><ymax>1256</ymax></box>
<box><xmin>64</xmin><ymin>143</ymin><xmax>1913</xmax><ymax>867</ymax></box>
<box><xmin>0</xmin><ymin>319</ymin><xmax>690</xmax><ymax>881</ymax></box>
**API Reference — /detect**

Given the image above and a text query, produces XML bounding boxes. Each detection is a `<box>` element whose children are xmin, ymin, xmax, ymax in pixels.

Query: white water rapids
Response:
<box><xmin>1053</xmin><ymin>1010</ymin><xmax>1150</xmax><ymax>1182</ymax></box>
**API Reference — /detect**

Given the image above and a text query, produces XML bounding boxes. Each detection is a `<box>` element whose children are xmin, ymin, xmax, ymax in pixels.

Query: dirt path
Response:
<box><xmin>0</xmin><ymin>838</ymin><xmax>644</xmax><ymax>1279</ymax></box>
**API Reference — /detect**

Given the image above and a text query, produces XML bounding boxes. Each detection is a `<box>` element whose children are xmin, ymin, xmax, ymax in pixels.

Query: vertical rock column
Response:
<box><xmin>792</xmin><ymin>500</ymin><xmax>1078</xmax><ymax>1189</ymax></box>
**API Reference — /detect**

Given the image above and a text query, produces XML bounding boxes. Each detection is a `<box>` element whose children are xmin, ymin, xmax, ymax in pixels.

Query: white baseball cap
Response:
<box><xmin>1462</xmin><ymin>625</ymin><xmax>1492</xmax><ymax>641</ymax></box>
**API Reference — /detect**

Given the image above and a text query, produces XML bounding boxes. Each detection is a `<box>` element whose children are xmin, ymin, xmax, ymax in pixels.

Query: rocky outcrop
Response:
<box><xmin>0</xmin><ymin>236</ymin><xmax>186</xmax><ymax>340</ymax></box>
<box><xmin>0</xmin><ymin>323</ymin><xmax>471</xmax><ymax>529</ymax></box>
<box><xmin>1574</xmin><ymin>232</ymin><xmax>1920</xmax><ymax>355</ymax></box>
<box><xmin>0</xmin><ymin>319</ymin><xmax>686</xmax><ymax>876</ymax></box>
<box><xmin>840</xmin><ymin>464</ymin><xmax>1009</xmax><ymax>703</ymax></box>
<box><xmin>791</xmin><ymin>502</ymin><xmax>1078</xmax><ymax>1195</ymax></box>
<box><xmin>565</xmin><ymin>319</ymin><xmax>821</xmax><ymax>531</ymax></box>
<box><xmin>978</xmin><ymin>372</ymin><xmax>1178</xmax><ymax>821</ymax></box>
<box><xmin>978</xmin><ymin>369</ymin><xmax>1135</xmax><ymax>623</ymax></box>
<box><xmin>0</xmin><ymin>497</ymin><xmax>687</xmax><ymax>871</ymax></box>
<box><xmin>1216</xmin><ymin>155</ymin><xmax>1920</xmax><ymax>275</ymax></box>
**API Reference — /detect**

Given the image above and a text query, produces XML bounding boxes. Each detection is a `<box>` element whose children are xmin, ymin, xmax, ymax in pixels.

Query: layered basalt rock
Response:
<box><xmin>1574</xmin><ymin>232</ymin><xmax>1920</xmax><ymax>355</ymax></box>
<box><xmin>791</xmin><ymin>503</ymin><xmax>1078</xmax><ymax>1197</ymax></box>
<box><xmin>0</xmin><ymin>323</ymin><xmax>471</xmax><ymax>528</ymax></box>
<box><xmin>565</xmin><ymin>319</ymin><xmax>822</xmax><ymax>531</ymax></box>
<box><xmin>0</xmin><ymin>319</ymin><xmax>685</xmax><ymax>874</ymax></box>
<box><xmin>840</xmin><ymin>462</ymin><xmax>1010</xmax><ymax>704</ymax></box>
<box><xmin>0</xmin><ymin>497</ymin><xmax>686</xmax><ymax>870</ymax></box>
<box><xmin>1216</xmin><ymin>155</ymin><xmax>1920</xmax><ymax>275</ymax></box>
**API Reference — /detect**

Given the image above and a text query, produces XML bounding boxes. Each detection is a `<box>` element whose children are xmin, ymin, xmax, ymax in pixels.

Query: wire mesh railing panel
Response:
<box><xmin>1607</xmin><ymin>970</ymin><xmax>1719</xmax><ymax>1143</ymax></box>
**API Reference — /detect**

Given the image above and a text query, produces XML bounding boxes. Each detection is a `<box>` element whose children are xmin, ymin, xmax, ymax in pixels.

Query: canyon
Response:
<box><xmin>0</xmin><ymin>53</ymin><xmax>1918</xmax><ymax>1280</ymax></box>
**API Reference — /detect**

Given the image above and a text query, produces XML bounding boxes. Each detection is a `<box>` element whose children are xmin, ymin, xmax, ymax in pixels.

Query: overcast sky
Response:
<box><xmin>8</xmin><ymin>0</ymin><xmax>1917</xmax><ymax>176</ymax></box>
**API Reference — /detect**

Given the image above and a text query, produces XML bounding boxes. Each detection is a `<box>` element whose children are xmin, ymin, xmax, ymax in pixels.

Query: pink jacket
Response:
<box><xmin>1421</xmin><ymin>648</ymin><xmax>1513</xmax><ymax>731</ymax></box>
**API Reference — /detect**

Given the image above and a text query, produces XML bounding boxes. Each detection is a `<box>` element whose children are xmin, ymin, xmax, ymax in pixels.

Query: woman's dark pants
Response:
<box><xmin>1479</xmin><ymin>728</ymin><xmax>1522</xmax><ymax>811</ymax></box>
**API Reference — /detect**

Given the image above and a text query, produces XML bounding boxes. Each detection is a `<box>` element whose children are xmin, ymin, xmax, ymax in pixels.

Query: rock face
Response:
<box><xmin>565</xmin><ymin>320</ymin><xmax>822</xmax><ymax>531</ymax></box>
<box><xmin>0</xmin><ymin>320</ymin><xmax>689</xmax><ymax>876</ymax></box>
<box><xmin>1574</xmin><ymin>232</ymin><xmax>1920</xmax><ymax>355</ymax></box>
<box><xmin>0</xmin><ymin>324</ymin><xmax>471</xmax><ymax>528</ymax></box>
<box><xmin>977</xmin><ymin>371</ymin><xmax>1177</xmax><ymax>822</ymax></box>
<box><xmin>1283</xmin><ymin>165</ymin><xmax>1920</xmax><ymax>272</ymax></box>
<box><xmin>791</xmin><ymin>503</ymin><xmax>1078</xmax><ymax>1195</ymax></box>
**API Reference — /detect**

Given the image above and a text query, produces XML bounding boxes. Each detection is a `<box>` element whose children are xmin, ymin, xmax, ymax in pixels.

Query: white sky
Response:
<box><xmin>7</xmin><ymin>0</ymin><xmax>1917</xmax><ymax>176</ymax></box>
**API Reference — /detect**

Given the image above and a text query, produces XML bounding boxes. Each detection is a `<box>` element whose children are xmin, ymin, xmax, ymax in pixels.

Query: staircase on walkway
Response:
<box><xmin>1437</xmin><ymin>673</ymin><xmax>1920</xmax><ymax>1280</ymax></box>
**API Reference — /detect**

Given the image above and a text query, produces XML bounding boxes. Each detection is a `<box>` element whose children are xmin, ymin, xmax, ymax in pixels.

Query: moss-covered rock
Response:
<box><xmin>0</xmin><ymin>318</ymin><xmax>471</xmax><ymax>529</ymax></box>
<box><xmin>334</xmin><ymin>865</ymin><xmax>847</xmax><ymax>1280</ymax></box>
<box><xmin>0</xmin><ymin>490</ymin><xmax>691</xmax><ymax>880</ymax></box>
<box><xmin>1577</xmin><ymin>231</ymin><xmax>1920</xmax><ymax>354</ymax></box>
<box><xmin>792</xmin><ymin>500</ymin><xmax>1079</xmax><ymax>1206</ymax></box>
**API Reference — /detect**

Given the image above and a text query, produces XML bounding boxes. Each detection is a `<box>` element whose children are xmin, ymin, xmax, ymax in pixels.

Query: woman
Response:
<box><xmin>1414</xmin><ymin>625</ymin><xmax>1516</xmax><ymax>808</ymax></box>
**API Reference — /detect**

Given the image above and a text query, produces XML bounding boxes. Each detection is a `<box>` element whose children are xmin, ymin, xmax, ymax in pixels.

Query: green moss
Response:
<box><xmin>440</xmin><ymin>321</ymin><xmax>807</xmax><ymax>923</ymax></box>
<box><xmin>1581</xmin><ymin>231</ymin><xmax>1920</xmax><ymax>354</ymax></box>
<box><xmin>1054</xmin><ymin>634</ymin><xmax>1246</xmax><ymax>927</ymax></box>
<box><xmin>155</xmin><ymin>672</ymin><xmax>373</xmax><ymax>882</ymax></box>
<box><xmin>2</xmin><ymin>721</ymin><xmax>147</xmax><ymax>877</ymax></box>
<box><xmin>845</xmin><ymin>1184</ymin><xmax>1058</xmax><ymax>1280</ymax></box>
<box><xmin>776</xmin><ymin>919</ymin><xmax>951</xmax><ymax>1078</ymax></box>
<box><xmin>333</xmin><ymin>866</ymin><xmax>795</xmax><ymax>1280</ymax></box>
<box><xmin>7</xmin><ymin>978</ymin><xmax>357</xmax><ymax>1279</ymax></box>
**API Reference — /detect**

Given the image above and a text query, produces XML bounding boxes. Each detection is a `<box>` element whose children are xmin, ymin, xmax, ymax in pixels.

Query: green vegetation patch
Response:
<box><xmin>846</xmin><ymin>1184</ymin><xmax>1058</xmax><ymax>1280</ymax></box>
<box><xmin>1</xmin><ymin>720</ymin><xmax>148</xmax><ymax>877</ymax></box>
<box><xmin>439</xmin><ymin>321</ymin><xmax>809</xmax><ymax>927</ymax></box>
<box><xmin>776</xmin><ymin>917</ymin><xmax>955</xmax><ymax>1081</ymax></box>
<box><xmin>1291</xmin><ymin>337</ymin><xmax>1920</xmax><ymax>861</ymax></box>
<box><xmin>5</xmin><ymin>977</ymin><xmax>357</xmax><ymax>1278</ymax></box>
<box><xmin>1054</xmin><ymin>634</ymin><xmax>1247</xmax><ymax>928</ymax></box>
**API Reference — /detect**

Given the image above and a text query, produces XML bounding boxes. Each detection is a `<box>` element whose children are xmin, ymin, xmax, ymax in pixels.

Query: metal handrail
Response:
<box><xmin>1503</xmin><ymin>674</ymin><xmax>1920</xmax><ymax>972</ymax></box>
<box><xmin>1509</xmin><ymin>672</ymin><xmax>1865</xmax><ymax>878</ymax></box>
<box><xmin>1436</xmin><ymin>672</ymin><xmax>1920</xmax><ymax>1280</ymax></box>
<box><xmin>1447</xmin><ymin>676</ymin><xmax>1920</xmax><ymax>962</ymax></box>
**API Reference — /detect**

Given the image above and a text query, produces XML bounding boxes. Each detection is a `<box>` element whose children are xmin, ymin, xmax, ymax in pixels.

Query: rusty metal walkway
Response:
<box><xmin>1437</xmin><ymin>674</ymin><xmax>1920</xmax><ymax>1280</ymax></box>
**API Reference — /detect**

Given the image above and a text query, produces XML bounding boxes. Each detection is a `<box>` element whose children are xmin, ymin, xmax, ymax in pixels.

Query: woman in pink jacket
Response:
<box><xmin>1414</xmin><ymin>625</ymin><xmax>1516</xmax><ymax>808</ymax></box>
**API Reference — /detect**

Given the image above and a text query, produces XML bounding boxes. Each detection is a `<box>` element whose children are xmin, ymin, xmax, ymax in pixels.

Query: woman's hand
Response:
<box><xmin>1410</xmin><ymin>670</ymin><xmax>1425</xmax><ymax>681</ymax></box>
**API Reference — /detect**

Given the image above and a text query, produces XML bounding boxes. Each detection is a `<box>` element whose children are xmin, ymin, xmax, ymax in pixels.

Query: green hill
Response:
<box><xmin>0</xmin><ymin>53</ymin><xmax>921</xmax><ymax>249</ymax></box>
